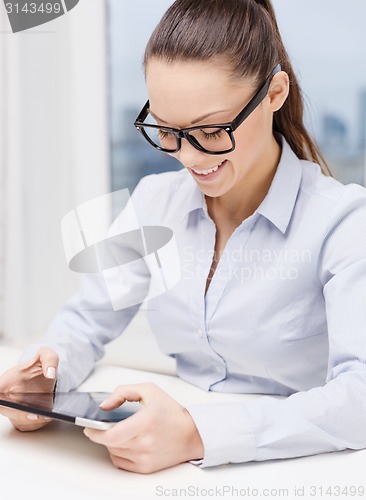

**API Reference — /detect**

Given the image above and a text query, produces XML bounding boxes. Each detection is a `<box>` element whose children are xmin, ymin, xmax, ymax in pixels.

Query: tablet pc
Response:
<box><xmin>0</xmin><ymin>391</ymin><xmax>141</xmax><ymax>430</ymax></box>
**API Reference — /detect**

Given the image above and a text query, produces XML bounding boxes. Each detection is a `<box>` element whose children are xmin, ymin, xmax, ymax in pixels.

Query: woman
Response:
<box><xmin>1</xmin><ymin>0</ymin><xmax>366</xmax><ymax>473</ymax></box>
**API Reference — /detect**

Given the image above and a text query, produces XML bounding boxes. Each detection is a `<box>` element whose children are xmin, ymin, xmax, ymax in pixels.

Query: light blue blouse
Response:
<box><xmin>21</xmin><ymin>136</ymin><xmax>366</xmax><ymax>467</ymax></box>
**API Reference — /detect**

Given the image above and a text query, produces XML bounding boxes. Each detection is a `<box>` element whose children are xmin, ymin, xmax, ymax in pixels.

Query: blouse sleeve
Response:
<box><xmin>19</xmin><ymin>176</ymin><xmax>154</xmax><ymax>391</ymax></box>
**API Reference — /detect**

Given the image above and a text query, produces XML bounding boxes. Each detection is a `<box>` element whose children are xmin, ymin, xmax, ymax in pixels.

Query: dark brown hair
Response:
<box><xmin>144</xmin><ymin>0</ymin><xmax>332</xmax><ymax>176</ymax></box>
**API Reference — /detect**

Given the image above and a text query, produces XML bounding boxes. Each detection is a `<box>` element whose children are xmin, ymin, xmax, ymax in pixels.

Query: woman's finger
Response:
<box><xmin>100</xmin><ymin>383</ymin><xmax>159</xmax><ymax>410</ymax></box>
<box><xmin>18</xmin><ymin>347</ymin><xmax>58</xmax><ymax>380</ymax></box>
<box><xmin>109</xmin><ymin>451</ymin><xmax>156</xmax><ymax>474</ymax></box>
<box><xmin>39</xmin><ymin>348</ymin><xmax>59</xmax><ymax>379</ymax></box>
<box><xmin>18</xmin><ymin>353</ymin><xmax>41</xmax><ymax>371</ymax></box>
<box><xmin>0</xmin><ymin>406</ymin><xmax>52</xmax><ymax>427</ymax></box>
<box><xmin>10</xmin><ymin>418</ymin><xmax>50</xmax><ymax>432</ymax></box>
<box><xmin>84</xmin><ymin>407</ymin><xmax>146</xmax><ymax>447</ymax></box>
<box><xmin>0</xmin><ymin>405</ymin><xmax>48</xmax><ymax>421</ymax></box>
<box><xmin>108</xmin><ymin>453</ymin><xmax>138</xmax><ymax>472</ymax></box>
<box><xmin>0</xmin><ymin>406</ymin><xmax>21</xmax><ymax>420</ymax></box>
<box><xmin>106</xmin><ymin>446</ymin><xmax>134</xmax><ymax>459</ymax></box>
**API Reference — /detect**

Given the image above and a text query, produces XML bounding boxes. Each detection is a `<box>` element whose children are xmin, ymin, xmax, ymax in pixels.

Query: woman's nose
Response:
<box><xmin>174</xmin><ymin>137</ymin><xmax>206</xmax><ymax>169</ymax></box>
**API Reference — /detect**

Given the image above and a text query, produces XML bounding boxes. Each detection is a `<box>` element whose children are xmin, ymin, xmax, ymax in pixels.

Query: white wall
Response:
<box><xmin>0</xmin><ymin>0</ymin><xmax>110</xmax><ymax>343</ymax></box>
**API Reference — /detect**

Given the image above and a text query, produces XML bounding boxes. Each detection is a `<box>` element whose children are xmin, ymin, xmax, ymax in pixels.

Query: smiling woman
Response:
<box><xmin>2</xmin><ymin>0</ymin><xmax>366</xmax><ymax>476</ymax></box>
<box><xmin>109</xmin><ymin>0</ymin><xmax>366</xmax><ymax>192</ymax></box>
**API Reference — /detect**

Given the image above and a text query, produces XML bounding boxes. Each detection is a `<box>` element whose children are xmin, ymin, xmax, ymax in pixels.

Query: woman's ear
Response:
<box><xmin>267</xmin><ymin>71</ymin><xmax>290</xmax><ymax>112</ymax></box>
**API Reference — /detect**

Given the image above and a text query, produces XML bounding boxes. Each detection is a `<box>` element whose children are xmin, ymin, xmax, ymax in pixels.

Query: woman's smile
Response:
<box><xmin>190</xmin><ymin>159</ymin><xmax>228</xmax><ymax>181</ymax></box>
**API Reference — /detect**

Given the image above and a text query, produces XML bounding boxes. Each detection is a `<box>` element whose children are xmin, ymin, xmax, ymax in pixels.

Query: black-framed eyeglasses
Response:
<box><xmin>134</xmin><ymin>64</ymin><xmax>281</xmax><ymax>156</ymax></box>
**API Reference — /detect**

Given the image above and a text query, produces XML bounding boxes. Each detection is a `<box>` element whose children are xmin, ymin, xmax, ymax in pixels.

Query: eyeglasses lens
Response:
<box><xmin>140</xmin><ymin>124</ymin><xmax>232</xmax><ymax>153</ymax></box>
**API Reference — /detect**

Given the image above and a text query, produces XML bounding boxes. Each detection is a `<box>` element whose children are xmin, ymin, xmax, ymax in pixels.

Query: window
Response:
<box><xmin>108</xmin><ymin>1</ymin><xmax>179</xmax><ymax>197</ymax></box>
<box><xmin>274</xmin><ymin>0</ymin><xmax>366</xmax><ymax>186</ymax></box>
<box><xmin>107</xmin><ymin>0</ymin><xmax>366</xmax><ymax>193</ymax></box>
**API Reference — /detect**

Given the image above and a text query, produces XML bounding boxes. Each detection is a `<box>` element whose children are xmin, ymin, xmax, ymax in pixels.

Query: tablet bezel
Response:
<box><xmin>0</xmin><ymin>391</ymin><xmax>134</xmax><ymax>430</ymax></box>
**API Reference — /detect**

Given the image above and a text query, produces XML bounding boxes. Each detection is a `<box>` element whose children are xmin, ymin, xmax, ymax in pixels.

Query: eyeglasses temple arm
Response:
<box><xmin>134</xmin><ymin>100</ymin><xmax>150</xmax><ymax>125</ymax></box>
<box><xmin>231</xmin><ymin>64</ymin><xmax>282</xmax><ymax>131</ymax></box>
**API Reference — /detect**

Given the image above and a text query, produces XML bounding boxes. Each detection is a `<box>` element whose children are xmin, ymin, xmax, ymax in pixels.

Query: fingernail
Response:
<box><xmin>99</xmin><ymin>397</ymin><xmax>113</xmax><ymax>408</ymax></box>
<box><xmin>43</xmin><ymin>417</ymin><xmax>52</xmax><ymax>421</ymax></box>
<box><xmin>46</xmin><ymin>367</ymin><xmax>56</xmax><ymax>379</ymax></box>
<box><xmin>27</xmin><ymin>414</ymin><xmax>38</xmax><ymax>421</ymax></box>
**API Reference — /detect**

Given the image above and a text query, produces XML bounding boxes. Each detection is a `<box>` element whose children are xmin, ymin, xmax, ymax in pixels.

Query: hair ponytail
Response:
<box><xmin>253</xmin><ymin>0</ymin><xmax>332</xmax><ymax>176</ymax></box>
<box><xmin>145</xmin><ymin>0</ymin><xmax>332</xmax><ymax>176</ymax></box>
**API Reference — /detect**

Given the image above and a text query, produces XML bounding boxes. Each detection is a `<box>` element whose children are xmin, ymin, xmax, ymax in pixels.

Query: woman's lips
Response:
<box><xmin>190</xmin><ymin>160</ymin><xmax>227</xmax><ymax>181</ymax></box>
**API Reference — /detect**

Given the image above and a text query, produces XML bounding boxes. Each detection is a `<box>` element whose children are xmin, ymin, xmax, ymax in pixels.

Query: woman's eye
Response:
<box><xmin>158</xmin><ymin>130</ymin><xmax>173</xmax><ymax>139</ymax></box>
<box><xmin>202</xmin><ymin>129</ymin><xmax>223</xmax><ymax>140</ymax></box>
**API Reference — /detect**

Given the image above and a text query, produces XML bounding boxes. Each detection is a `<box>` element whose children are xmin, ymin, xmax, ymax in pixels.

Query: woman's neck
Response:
<box><xmin>205</xmin><ymin>135</ymin><xmax>282</xmax><ymax>227</ymax></box>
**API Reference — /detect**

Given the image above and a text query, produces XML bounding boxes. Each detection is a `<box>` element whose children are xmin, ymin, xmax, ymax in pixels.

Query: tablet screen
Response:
<box><xmin>0</xmin><ymin>391</ymin><xmax>140</xmax><ymax>425</ymax></box>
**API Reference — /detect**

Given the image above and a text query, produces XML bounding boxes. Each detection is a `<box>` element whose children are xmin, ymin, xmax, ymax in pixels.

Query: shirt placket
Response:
<box><xmin>190</xmin><ymin>209</ymin><xmax>260</xmax><ymax>389</ymax></box>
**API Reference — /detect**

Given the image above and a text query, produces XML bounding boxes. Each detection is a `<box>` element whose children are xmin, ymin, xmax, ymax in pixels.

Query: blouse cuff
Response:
<box><xmin>185</xmin><ymin>401</ymin><xmax>256</xmax><ymax>468</ymax></box>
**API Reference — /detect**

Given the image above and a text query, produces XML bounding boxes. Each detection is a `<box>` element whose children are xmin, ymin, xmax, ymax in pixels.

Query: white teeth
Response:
<box><xmin>192</xmin><ymin>160</ymin><xmax>224</xmax><ymax>175</ymax></box>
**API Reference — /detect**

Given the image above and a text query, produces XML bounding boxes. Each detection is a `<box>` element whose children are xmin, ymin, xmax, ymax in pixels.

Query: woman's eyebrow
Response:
<box><xmin>149</xmin><ymin>109</ymin><xmax>231</xmax><ymax>126</ymax></box>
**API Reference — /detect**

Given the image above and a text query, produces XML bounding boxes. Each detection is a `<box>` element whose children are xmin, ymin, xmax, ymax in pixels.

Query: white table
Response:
<box><xmin>0</xmin><ymin>346</ymin><xmax>365</xmax><ymax>500</ymax></box>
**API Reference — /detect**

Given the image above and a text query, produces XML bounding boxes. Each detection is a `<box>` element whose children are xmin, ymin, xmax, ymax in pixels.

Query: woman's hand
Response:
<box><xmin>83</xmin><ymin>382</ymin><xmax>204</xmax><ymax>474</ymax></box>
<box><xmin>0</xmin><ymin>347</ymin><xmax>58</xmax><ymax>432</ymax></box>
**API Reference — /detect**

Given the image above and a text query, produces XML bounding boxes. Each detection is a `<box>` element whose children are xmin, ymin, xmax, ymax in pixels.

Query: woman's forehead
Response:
<box><xmin>145</xmin><ymin>59</ymin><xmax>255</xmax><ymax>127</ymax></box>
<box><xmin>146</xmin><ymin>58</ymin><xmax>252</xmax><ymax>94</ymax></box>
